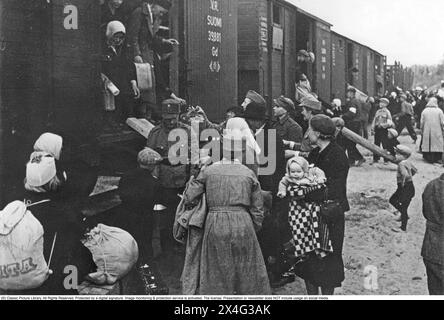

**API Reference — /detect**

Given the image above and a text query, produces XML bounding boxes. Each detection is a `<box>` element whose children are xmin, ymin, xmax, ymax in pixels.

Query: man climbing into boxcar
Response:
<box><xmin>127</xmin><ymin>0</ymin><xmax>185</xmax><ymax>122</ymax></box>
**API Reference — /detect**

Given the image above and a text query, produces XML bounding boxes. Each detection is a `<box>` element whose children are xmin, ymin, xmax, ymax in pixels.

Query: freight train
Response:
<box><xmin>0</xmin><ymin>0</ymin><xmax>413</xmax><ymax>204</ymax></box>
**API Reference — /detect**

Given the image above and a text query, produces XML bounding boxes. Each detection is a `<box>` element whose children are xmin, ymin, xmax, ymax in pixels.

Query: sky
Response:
<box><xmin>289</xmin><ymin>0</ymin><xmax>444</xmax><ymax>66</ymax></box>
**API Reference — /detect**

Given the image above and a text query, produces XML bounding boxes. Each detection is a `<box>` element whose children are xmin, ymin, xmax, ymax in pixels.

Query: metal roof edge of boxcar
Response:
<box><xmin>294</xmin><ymin>6</ymin><xmax>333</xmax><ymax>27</ymax></box>
<box><xmin>331</xmin><ymin>30</ymin><xmax>386</xmax><ymax>58</ymax></box>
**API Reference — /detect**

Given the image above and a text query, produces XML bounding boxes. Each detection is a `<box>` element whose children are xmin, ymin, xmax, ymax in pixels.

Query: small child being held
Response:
<box><xmin>389</xmin><ymin>145</ymin><xmax>418</xmax><ymax>232</ymax></box>
<box><xmin>277</xmin><ymin>156</ymin><xmax>326</xmax><ymax>198</ymax></box>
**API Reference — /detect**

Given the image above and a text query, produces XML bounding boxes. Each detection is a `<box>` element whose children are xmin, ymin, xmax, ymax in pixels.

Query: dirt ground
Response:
<box><xmin>153</xmin><ymin>132</ymin><xmax>444</xmax><ymax>296</ymax></box>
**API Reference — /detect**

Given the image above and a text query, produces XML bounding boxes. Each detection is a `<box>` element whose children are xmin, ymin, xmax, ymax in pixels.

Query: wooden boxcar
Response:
<box><xmin>169</xmin><ymin>0</ymin><xmax>238</xmax><ymax>122</ymax></box>
<box><xmin>296</xmin><ymin>8</ymin><xmax>332</xmax><ymax>103</ymax></box>
<box><xmin>237</xmin><ymin>0</ymin><xmax>333</xmax><ymax>113</ymax></box>
<box><xmin>0</xmin><ymin>0</ymin><xmax>102</xmax><ymax>204</ymax></box>
<box><xmin>331</xmin><ymin>31</ymin><xmax>347</xmax><ymax>102</ymax></box>
<box><xmin>237</xmin><ymin>0</ymin><xmax>297</xmax><ymax>112</ymax></box>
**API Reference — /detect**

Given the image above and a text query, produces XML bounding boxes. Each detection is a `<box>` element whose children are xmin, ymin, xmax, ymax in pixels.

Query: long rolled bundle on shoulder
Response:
<box><xmin>341</xmin><ymin>127</ymin><xmax>401</xmax><ymax>164</ymax></box>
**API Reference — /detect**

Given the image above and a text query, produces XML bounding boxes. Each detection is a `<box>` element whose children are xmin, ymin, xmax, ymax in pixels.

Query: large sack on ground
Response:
<box><xmin>82</xmin><ymin>224</ymin><xmax>138</xmax><ymax>285</ymax></box>
<box><xmin>0</xmin><ymin>201</ymin><xmax>49</xmax><ymax>290</ymax></box>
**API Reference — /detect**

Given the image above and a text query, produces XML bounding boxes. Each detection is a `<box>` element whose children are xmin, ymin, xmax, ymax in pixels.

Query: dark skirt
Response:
<box><xmin>294</xmin><ymin>211</ymin><xmax>345</xmax><ymax>288</ymax></box>
<box><xmin>423</xmin><ymin>152</ymin><xmax>443</xmax><ymax>164</ymax></box>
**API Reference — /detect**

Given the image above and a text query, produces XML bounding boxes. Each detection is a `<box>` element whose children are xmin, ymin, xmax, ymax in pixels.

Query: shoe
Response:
<box><xmin>271</xmin><ymin>273</ymin><xmax>296</xmax><ymax>288</ymax></box>
<box><xmin>391</xmin><ymin>227</ymin><xmax>405</xmax><ymax>233</ymax></box>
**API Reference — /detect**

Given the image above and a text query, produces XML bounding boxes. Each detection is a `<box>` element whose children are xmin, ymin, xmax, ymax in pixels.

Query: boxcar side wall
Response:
<box><xmin>238</xmin><ymin>0</ymin><xmax>261</xmax><ymax>102</ymax></box>
<box><xmin>331</xmin><ymin>32</ymin><xmax>346</xmax><ymax>102</ymax></box>
<box><xmin>0</xmin><ymin>0</ymin><xmax>53</xmax><ymax>205</ymax></box>
<box><xmin>50</xmin><ymin>0</ymin><xmax>102</xmax><ymax>140</ymax></box>
<box><xmin>183</xmin><ymin>0</ymin><xmax>238</xmax><ymax>122</ymax></box>
<box><xmin>314</xmin><ymin>21</ymin><xmax>331</xmax><ymax>102</ymax></box>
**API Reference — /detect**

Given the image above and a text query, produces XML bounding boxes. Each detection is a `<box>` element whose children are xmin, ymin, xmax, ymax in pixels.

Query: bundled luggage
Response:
<box><xmin>82</xmin><ymin>224</ymin><xmax>139</xmax><ymax>285</ymax></box>
<box><xmin>0</xmin><ymin>201</ymin><xmax>50</xmax><ymax>291</ymax></box>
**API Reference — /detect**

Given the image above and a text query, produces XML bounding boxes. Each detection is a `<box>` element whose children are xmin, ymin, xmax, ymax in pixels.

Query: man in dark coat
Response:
<box><xmin>101</xmin><ymin>0</ymin><xmax>129</xmax><ymax>35</ymax></box>
<box><xmin>343</xmin><ymin>88</ymin><xmax>365</xmax><ymax>166</ymax></box>
<box><xmin>422</xmin><ymin>174</ymin><xmax>444</xmax><ymax>295</ymax></box>
<box><xmin>146</xmin><ymin>100</ymin><xmax>191</xmax><ymax>254</ymax></box>
<box><xmin>243</xmin><ymin>100</ymin><xmax>289</xmax><ymax>286</ymax></box>
<box><xmin>270</xmin><ymin>96</ymin><xmax>303</xmax><ymax>146</ymax></box>
<box><xmin>127</xmin><ymin>0</ymin><xmax>184</xmax><ymax>121</ymax></box>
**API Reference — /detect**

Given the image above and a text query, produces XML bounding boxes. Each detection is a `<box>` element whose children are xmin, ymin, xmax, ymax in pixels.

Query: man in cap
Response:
<box><xmin>396</xmin><ymin>93</ymin><xmax>417</xmax><ymax>143</ymax></box>
<box><xmin>146</xmin><ymin>99</ymin><xmax>191</xmax><ymax>254</ymax></box>
<box><xmin>127</xmin><ymin>0</ymin><xmax>185</xmax><ymax>122</ymax></box>
<box><xmin>343</xmin><ymin>88</ymin><xmax>365</xmax><ymax>166</ymax></box>
<box><xmin>241</xmin><ymin>90</ymin><xmax>267</xmax><ymax>110</ymax></box>
<box><xmin>271</xmin><ymin>96</ymin><xmax>303</xmax><ymax>145</ymax></box>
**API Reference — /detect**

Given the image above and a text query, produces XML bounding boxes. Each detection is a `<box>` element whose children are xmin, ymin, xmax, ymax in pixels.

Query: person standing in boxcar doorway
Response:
<box><xmin>102</xmin><ymin>21</ymin><xmax>140</xmax><ymax>128</ymax></box>
<box><xmin>127</xmin><ymin>0</ymin><xmax>185</xmax><ymax>122</ymax></box>
<box><xmin>101</xmin><ymin>0</ymin><xmax>128</xmax><ymax>31</ymax></box>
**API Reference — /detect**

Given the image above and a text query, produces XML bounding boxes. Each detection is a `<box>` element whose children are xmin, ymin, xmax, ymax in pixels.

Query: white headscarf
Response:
<box><xmin>332</xmin><ymin>99</ymin><xmax>342</xmax><ymax>108</ymax></box>
<box><xmin>106</xmin><ymin>20</ymin><xmax>126</xmax><ymax>40</ymax></box>
<box><xmin>225</xmin><ymin>117</ymin><xmax>261</xmax><ymax>155</ymax></box>
<box><xmin>33</xmin><ymin>133</ymin><xmax>63</xmax><ymax>161</ymax></box>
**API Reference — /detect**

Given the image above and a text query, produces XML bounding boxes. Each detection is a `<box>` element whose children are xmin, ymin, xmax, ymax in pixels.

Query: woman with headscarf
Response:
<box><xmin>19</xmin><ymin>153</ymin><xmax>92</xmax><ymax>295</ymax></box>
<box><xmin>297</xmin><ymin>115</ymin><xmax>350</xmax><ymax>295</ymax></box>
<box><xmin>32</xmin><ymin>132</ymin><xmax>99</xmax><ymax>201</ymax></box>
<box><xmin>420</xmin><ymin>97</ymin><xmax>444</xmax><ymax>164</ymax></box>
<box><xmin>102</xmin><ymin>20</ymin><xmax>140</xmax><ymax>125</ymax></box>
<box><xmin>181</xmin><ymin>130</ymin><xmax>271</xmax><ymax>295</ymax></box>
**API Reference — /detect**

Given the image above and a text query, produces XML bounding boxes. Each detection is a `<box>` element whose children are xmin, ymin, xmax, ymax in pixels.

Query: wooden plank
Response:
<box><xmin>341</xmin><ymin>127</ymin><xmax>400</xmax><ymax>164</ymax></box>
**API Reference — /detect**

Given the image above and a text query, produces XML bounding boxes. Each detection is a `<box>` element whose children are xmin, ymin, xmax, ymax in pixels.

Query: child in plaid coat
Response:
<box><xmin>277</xmin><ymin>156</ymin><xmax>326</xmax><ymax>199</ymax></box>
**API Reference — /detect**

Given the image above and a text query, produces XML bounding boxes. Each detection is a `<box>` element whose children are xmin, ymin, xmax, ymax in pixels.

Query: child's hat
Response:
<box><xmin>287</xmin><ymin>156</ymin><xmax>309</xmax><ymax>174</ymax></box>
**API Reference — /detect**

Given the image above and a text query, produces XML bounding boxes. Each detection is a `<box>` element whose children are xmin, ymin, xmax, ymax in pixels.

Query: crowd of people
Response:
<box><xmin>2</xmin><ymin>0</ymin><xmax>444</xmax><ymax>297</ymax></box>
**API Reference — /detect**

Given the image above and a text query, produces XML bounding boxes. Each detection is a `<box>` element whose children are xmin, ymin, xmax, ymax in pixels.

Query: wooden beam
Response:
<box><xmin>341</xmin><ymin>127</ymin><xmax>401</xmax><ymax>164</ymax></box>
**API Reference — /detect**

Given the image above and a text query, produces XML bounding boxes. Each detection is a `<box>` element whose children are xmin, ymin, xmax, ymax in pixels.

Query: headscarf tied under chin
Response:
<box><xmin>33</xmin><ymin>133</ymin><xmax>63</xmax><ymax>161</ymax></box>
<box><xmin>106</xmin><ymin>20</ymin><xmax>126</xmax><ymax>40</ymax></box>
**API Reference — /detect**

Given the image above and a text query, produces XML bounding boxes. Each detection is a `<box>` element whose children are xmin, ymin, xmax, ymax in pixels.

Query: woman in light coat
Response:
<box><xmin>420</xmin><ymin>97</ymin><xmax>444</xmax><ymax>164</ymax></box>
